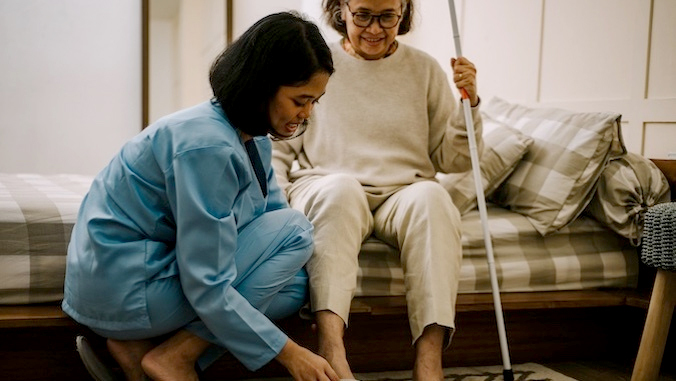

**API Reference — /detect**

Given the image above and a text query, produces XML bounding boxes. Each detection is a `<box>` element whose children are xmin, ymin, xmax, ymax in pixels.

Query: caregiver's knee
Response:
<box><xmin>275</xmin><ymin>208</ymin><xmax>314</xmax><ymax>260</ymax></box>
<box><xmin>271</xmin><ymin>208</ymin><xmax>314</xmax><ymax>231</ymax></box>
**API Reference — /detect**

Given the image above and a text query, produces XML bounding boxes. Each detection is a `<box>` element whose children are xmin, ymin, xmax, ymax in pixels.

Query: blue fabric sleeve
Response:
<box><xmin>169</xmin><ymin>146</ymin><xmax>288</xmax><ymax>370</ymax></box>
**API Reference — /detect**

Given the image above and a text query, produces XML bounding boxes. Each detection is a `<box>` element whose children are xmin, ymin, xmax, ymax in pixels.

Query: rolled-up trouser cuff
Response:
<box><xmin>310</xmin><ymin>285</ymin><xmax>354</xmax><ymax>327</ymax></box>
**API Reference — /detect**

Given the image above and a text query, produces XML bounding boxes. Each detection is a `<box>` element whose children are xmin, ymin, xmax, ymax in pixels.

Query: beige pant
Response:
<box><xmin>288</xmin><ymin>174</ymin><xmax>462</xmax><ymax>344</ymax></box>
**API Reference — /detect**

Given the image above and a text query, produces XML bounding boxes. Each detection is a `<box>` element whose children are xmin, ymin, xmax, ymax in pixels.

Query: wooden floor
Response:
<box><xmin>1</xmin><ymin>316</ymin><xmax>674</xmax><ymax>381</ymax></box>
<box><xmin>545</xmin><ymin>360</ymin><xmax>676</xmax><ymax>381</ymax></box>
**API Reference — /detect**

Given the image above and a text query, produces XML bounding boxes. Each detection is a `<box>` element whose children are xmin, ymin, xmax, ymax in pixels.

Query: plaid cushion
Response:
<box><xmin>484</xmin><ymin>97</ymin><xmax>625</xmax><ymax>235</ymax></box>
<box><xmin>586</xmin><ymin>152</ymin><xmax>671</xmax><ymax>246</ymax></box>
<box><xmin>437</xmin><ymin>114</ymin><xmax>534</xmax><ymax>215</ymax></box>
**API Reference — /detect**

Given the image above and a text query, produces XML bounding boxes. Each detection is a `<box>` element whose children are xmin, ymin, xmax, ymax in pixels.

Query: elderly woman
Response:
<box><xmin>272</xmin><ymin>1</ymin><xmax>482</xmax><ymax>380</ymax></box>
<box><xmin>63</xmin><ymin>12</ymin><xmax>338</xmax><ymax>381</ymax></box>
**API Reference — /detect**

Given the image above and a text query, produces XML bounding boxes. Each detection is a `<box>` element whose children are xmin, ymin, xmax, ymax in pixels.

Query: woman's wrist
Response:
<box><xmin>275</xmin><ymin>338</ymin><xmax>298</xmax><ymax>368</ymax></box>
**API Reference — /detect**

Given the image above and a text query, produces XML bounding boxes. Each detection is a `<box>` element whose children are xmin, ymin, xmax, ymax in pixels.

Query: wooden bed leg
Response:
<box><xmin>631</xmin><ymin>269</ymin><xmax>676</xmax><ymax>381</ymax></box>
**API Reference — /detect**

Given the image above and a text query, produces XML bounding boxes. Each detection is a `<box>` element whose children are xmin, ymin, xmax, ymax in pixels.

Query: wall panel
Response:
<box><xmin>462</xmin><ymin>0</ymin><xmax>543</xmax><ymax>103</ymax></box>
<box><xmin>644</xmin><ymin>122</ymin><xmax>676</xmax><ymax>159</ymax></box>
<box><xmin>647</xmin><ymin>0</ymin><xmax>676</xmax><ymax>99</ymax></box>
<box><xmin>539</xmin><ymin>0</ymin><xmax>641</xmax><ymax>102</ymax></box>
<box><xmin>149</xmin><ymin>13</ymin><xmax>178</xmax><ymax>123</ymax></box>
<box><xmin>152</xmin><ymin>0</ymin><xmax>676</xmax><ymax>161</ymax></box>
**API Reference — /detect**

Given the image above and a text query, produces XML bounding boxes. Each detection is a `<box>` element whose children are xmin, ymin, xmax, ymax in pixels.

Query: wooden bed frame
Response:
<box><xmin>1</xmin><ymin>283</ymin><xmax>671</xmax><ymax>381</ymax></box>
<box><xmin>2</xmin><ymin>160</ymin><xmax>674</xmax><ymax>380</ymax></box>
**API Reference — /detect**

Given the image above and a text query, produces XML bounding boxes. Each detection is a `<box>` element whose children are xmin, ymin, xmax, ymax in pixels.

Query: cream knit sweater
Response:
<box><xmin>272</xmin><ymin>42</ymin><xmax>482</xmax><ymax>192</ymax></box>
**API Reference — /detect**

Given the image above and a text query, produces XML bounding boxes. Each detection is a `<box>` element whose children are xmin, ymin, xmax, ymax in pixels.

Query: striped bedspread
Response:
<box><xmin>0</xmin><ymin>173</ymin><xmax>639</xmax><ymax>304</ymax></box>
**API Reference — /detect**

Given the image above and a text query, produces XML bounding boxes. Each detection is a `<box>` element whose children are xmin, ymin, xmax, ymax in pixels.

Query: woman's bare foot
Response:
<box><xmin>141</xmin><ymin>330</ymin><xmax>210</xmax><ymax>381</ymax></box>
<box><xmin>319</xmin><ymin>344</ymin><xmax>353</xmax><ymax>379</ymax></box>
<box><xmin>107</xmin><ymin>339</ymin><xmax>155</xmax><ymax>381</ymax></box>
<box><xmin>316</xmin><ymin>311</ymin><xmax>355</xmax><ymax>379</ymax></box>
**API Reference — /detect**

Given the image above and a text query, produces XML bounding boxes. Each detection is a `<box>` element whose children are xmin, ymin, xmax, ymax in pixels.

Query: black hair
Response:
<box><xmin>209</xmin><ymin>12</ymin><xmax>334</xmax><ymax>137</ymax></box>
<box><xmin>323</xmin><ymin>0</ymin><xmax>414</xmax><ymax>37</ymax></box>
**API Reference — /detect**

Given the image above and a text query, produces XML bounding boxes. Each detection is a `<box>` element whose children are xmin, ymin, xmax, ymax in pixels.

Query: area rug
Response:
<box><xmin>353</xmin><ymin>363</ymin><xmax>577</xmax><ymax>381</ymax></box>
<box><xmin>244</xmin><ymin>363</ymin><xmax>577</xmax><ymax>381</ymax></box>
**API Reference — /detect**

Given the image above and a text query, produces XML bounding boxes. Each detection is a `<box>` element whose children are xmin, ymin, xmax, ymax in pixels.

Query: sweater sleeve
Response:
<box><xmin>170</xmin><ymin>146</ymin><xmax>288</xmax><ymax>370</ymax></box>
<box><xmin>427</xmin><ymin>62</ymin><xmax>483</xmax><ymax>174</ymax></box>
<box><xmin>262</xmin><ymin>140</ymin><xmax>290</xmax><ymax>212</ymax></box>
<box><xmin>271</xmin><ymin>135</ymin><xmax>303</xmax><ymax>197</ymax></box>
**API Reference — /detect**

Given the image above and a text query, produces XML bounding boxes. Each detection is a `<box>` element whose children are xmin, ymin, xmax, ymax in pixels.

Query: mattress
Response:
<box><xmin>0</xmin><ymin>174</ymin><xmax>92</xmax><ymax>304</ymax></box>
<box><xmin>357</xmin><ymin>204</ymin><xmax>639</xmax><ymax>297</ymax></box>
<box><xmin>0</xmin><ymin>173</ymin><xmax>639</xmax><ymax>304</ymax></box>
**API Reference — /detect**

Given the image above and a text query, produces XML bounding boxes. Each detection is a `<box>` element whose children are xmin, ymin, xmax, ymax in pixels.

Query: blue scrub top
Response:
<box><xmin>62</xmin><ymin>100</ymin><xmax>290</xmax><ymax>368</ymax></box>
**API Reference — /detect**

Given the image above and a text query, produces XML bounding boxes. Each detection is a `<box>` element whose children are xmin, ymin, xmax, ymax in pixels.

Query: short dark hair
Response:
<box><xmin>323</xmin><ymin>0</ymin><xmax>414</xmax><ymax>37</ymax></box>
<box><xmin>209</xmin><ymin>12</ymin><xmax>334</xmax><ymax>137</ymax></box>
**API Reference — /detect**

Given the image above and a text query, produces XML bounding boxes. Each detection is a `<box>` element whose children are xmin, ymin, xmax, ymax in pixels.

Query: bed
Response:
<box><xmin>0</xmin><ymin>176</ymin><xmax>638</xmax><ymax>306</ymax></box>
<box><xmin>0</xmin><ymin>97</ymin><xmax>672</xmax><ymax>380</ymax></box>
<box><xmin>357</xmin><ymin>204</ymin><xmax>638</xmax><ymax>299</ymax></box>
<box><xmin>0</xmin><ymin>173</ymin><xmax>91</xmax><ymax>305</ymax></box>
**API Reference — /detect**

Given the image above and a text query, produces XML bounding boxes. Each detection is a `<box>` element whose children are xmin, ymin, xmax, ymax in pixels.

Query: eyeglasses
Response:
<box><xmin>345</xmin><ymin>2</ymin><xmax>402</xmax><ymax>29</ymax></box>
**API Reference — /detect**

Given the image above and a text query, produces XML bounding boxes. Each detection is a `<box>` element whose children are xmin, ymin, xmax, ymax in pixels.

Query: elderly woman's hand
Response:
<box><xmin>451</xmin><ymin>57</ymin><xmax>479</xmax><ymax>107</ymax></box>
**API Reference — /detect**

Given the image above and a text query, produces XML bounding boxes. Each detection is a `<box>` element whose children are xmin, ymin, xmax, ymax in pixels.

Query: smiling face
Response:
<box><xmin>268</xmin><ymin>71</ymin><xmax>330</xmax><ymax>138</ymax></box>
<box><xmin>342</xmin><ymin>0</ymin><xmax>403</xmax><ymax>60</ymax></box>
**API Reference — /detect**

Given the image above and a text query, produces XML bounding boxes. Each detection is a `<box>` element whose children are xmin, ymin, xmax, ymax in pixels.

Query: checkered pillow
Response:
<box><xmin>586</xmin><ymin>152</ymin><xmax>671</xmax><ymax>246</ymax></box>
<box><xmin>485</xmin><ymin>97</ymin><xmax>625</xmax><ymax>235</ymax></box>
<box><xmin>437</xmin><ymin>115</ymin><xmax>534</xmax><ymax>215</ymax></box>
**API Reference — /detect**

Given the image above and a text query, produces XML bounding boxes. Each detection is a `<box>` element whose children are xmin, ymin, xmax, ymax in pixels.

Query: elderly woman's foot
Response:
<box><xmin>316</xmin><ymin>311</ymin><xmax>355</xmax><ymax>380</ymax></box>
<box><xmin>319</xmin><ymin>345</ymin><xmax>354</xmax><ymax>380</ymax></box>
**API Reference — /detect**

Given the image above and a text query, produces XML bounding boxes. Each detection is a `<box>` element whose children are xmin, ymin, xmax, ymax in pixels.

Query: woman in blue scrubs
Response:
<box><xmin>62</xmin><ymin>12</ymin><xmax>336</xmax><ymax>381</ymax></box>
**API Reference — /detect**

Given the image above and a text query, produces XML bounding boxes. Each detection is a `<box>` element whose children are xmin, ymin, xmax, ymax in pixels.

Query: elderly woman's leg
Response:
<box><xmin>287</xmin><ymin>174</ymin><xmax>374</xmax><ymax>379</ymax></box>
<box><xmin>374</xmin><ymin>181</ymin><xmax>462</xmax><ymax>381</ymax></box>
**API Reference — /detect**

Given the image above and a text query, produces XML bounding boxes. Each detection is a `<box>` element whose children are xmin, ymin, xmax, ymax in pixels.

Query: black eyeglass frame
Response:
<box><xmin>345</xmin><ymin>2</ymin><xmax>403</xmax><ymax>29</ymax></box>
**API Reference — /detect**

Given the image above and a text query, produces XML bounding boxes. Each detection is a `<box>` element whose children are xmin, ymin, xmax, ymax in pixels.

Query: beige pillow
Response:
<box><xmin>586</xmin><ymin>152</ymin><xmax>671</xmax><ymax>246</ymax></box>
<box><xmin>437</xmin><ymin>114</ymin><xmax>534</xmax><ymax>215</ymax></box>
<box><xmin>485</xmin><ymin>97</ymin><xmax>625</xmax><ymax>235</ymax></box>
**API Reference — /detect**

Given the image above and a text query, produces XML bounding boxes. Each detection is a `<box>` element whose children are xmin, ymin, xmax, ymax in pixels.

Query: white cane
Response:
<box><xmin>446</xmin><ymin>1</ymin><xmax>514</xmax><ymax>380</ymax></box>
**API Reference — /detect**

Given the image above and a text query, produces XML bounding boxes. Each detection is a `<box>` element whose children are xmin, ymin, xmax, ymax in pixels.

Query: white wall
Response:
<box><xmin>148</xmin><ymin>0</ymin><xmax>226</xmax><ymax>123</ymax></box>
<box><xmin>0</xmin><ymin>0</ymin><xmax>142</xmax><ymax>175</ymax></box>
<box><xmin>4</xmin><ymin>0</ymin><xmax>672</xmax><ymax>176</ymax></box>
<box><xmin>233</xmin><ymin>0</ymin><xmax>303</xmax><ymax>39</ymax></box>
<box><xmin>460</xmin><ymin>0</ymin><xmax>676</xmax><ymax>158</ymax></box>
<box><xmin>148</xmin><ymin>0</ymin><xmax>303</xmax><ymax>121</ymax></box>
<box><xmin>295</xmin><ymin>0</ymin><xmax>676</xmax><ymax>159</ymax></box>
<box><xmin>149</xmin><ymin>0</ymin><xmax>179</xmax><ymax>123</ymax></box>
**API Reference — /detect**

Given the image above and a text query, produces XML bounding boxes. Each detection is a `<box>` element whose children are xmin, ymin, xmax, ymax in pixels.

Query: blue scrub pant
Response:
<box><xmin>92</xmin><ymin>208</ymin><xmax>311</xmax><ymax>368</ymax></box>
